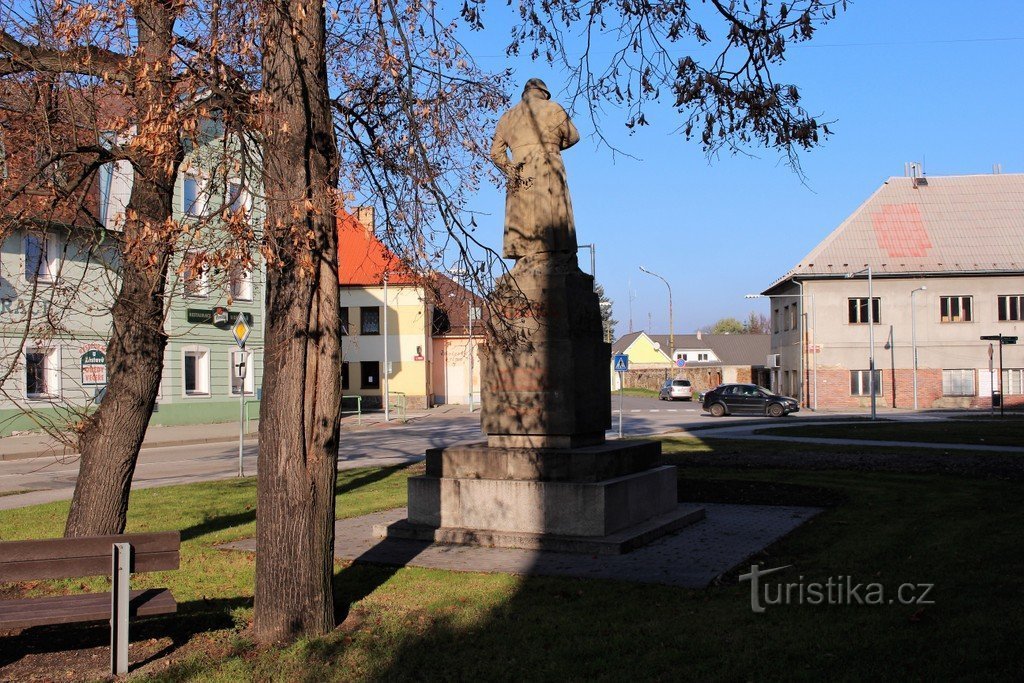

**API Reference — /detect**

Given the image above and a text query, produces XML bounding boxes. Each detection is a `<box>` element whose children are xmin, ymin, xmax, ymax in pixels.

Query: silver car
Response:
<box><xmin>659</xmin><ymin>378</ymin><xmax>693</xmax><ymax>401</ymax></box>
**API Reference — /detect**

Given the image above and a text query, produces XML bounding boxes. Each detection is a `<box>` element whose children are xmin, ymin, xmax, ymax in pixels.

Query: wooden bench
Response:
<box><xmin>0</xmin><ymin>531</ymin><xmax>180</xmax><ymax>675</ymax></box>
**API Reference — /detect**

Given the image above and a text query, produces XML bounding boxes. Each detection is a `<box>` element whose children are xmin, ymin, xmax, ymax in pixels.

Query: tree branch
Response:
<box><xmin>0</xmin><ymin>31</ymin><xmax>131</xmax><ymax>81</ymax></box>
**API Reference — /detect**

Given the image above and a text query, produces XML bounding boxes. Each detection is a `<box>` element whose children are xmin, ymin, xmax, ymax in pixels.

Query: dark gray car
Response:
<box><xmin>702</xmin><ymin>383</ymin><xmax>799</xmax><ymax>417</ymax></box>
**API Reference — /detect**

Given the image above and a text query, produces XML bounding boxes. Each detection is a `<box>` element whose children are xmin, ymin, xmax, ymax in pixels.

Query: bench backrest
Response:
<box><xmin>0</xmin><ymin>531</ymin><xmax>180</xmax><ymax>582</ymax></box>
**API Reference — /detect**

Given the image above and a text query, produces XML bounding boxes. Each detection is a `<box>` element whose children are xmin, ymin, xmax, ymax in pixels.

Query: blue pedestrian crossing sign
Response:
<box><xmin>613</xmin><ymin>354</ymin><xmax>629</xmax><ymax>373</ymax></box>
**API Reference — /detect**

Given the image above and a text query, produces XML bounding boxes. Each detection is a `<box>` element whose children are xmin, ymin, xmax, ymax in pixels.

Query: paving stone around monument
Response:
<box><xmin>224</xmin><ymin>502</ymin><xmax>822</xmax><ymax>588</ymax></box>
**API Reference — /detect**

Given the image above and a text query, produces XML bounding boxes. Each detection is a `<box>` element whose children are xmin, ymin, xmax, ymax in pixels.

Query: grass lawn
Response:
<box><xmin>755</xmin><ymin>417</ymin><xmax>1024</xmax><ymax>447</ymax></box>
<box><xmin>2</xmin><ymin>450</ymin><xmax>1023</xmax><ymax>679</ymax></box>
<box><xmin>613</xmin><ymin>387</ymin><xmax>660</xmax><ymax>398</ymax></box>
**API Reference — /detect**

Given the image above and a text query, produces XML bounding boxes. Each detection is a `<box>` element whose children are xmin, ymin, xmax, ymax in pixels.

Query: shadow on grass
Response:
<box><xmin>0</xmin><ymin>596</ymin><xmax>250</xmax><ymax>672</ymax></box>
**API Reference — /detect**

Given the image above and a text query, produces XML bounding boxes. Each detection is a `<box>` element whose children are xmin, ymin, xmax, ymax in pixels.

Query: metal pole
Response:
<box><xmin>911</xmin><ymin>286</ymin><xmax>925</xmax><ymax>410</ymax></box>
<box><xmin>868</xmin><ymin>266</ymin><xmax>876</xmax><ymax>420</ymax></box>
<box><xmin>796</xmin><ymin>281</ymin><xmax>806</xmax><ymax>407</ymax></box>
<box><xmin>111</xmin><ymin>542</ymin><xmax>130</xmax><ymax>675</ymax></box>
<box><xmin>468</xmin><ymin>303</ymin><xmax>474</xmax><ymax>413</ymax></box>
<box><xmin>383</xmin><ymin>272</ymin><xmax>389</xmax><ymax>422</ymax></box>
<box><xmin>811</xmin><ymin>294</ymin><xmax>817</xmax><ymax>411</ymax></box>
<box><xmin>238</xmin><ymin>351</ymin><xmax>244</xmax><ymax>477</ymax></box>
<box><xmin>999</xmin><ymin>336</ymin><xmax>1004</xmax><ymax>418</ymax></box>
<box><xmin>989</xmin><ymin>343</ymin><xmax>995</xmax><ymax>416</ymax></box>
<box><xmin>639</xmin><ymin>266</ymin><xmax>673</xmax><ymax>357</ymax></box>
<box><xmin>618</xmin><ymin>372</ymin><xmax>624</xmax><ymax>438</ymax></box>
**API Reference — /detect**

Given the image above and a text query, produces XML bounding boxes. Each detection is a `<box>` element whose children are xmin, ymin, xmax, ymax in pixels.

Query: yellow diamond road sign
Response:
<box><xmin>231</xmin><ymin>314</ymin><xmax>251</xmax><ymax>348</ymax></box>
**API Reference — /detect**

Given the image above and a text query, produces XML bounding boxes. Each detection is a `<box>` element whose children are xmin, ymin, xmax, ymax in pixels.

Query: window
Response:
<box><xmin>1002</xmin><ymin>369</ymin><xmax>1024</xmax><ymax>396</ymax></box>
<box><xmin>773</xmin><ymin>308</ymin><xmax>780</xmax><ymax>334</ymax></box>
<box><xmin>360</xmin><ymin>361</ymin><xmax>380</xmax><ymax>389</ymax></box>
<box><xmin>360</xmin><ymin>306</ymin><xmax>380</xmax><ymax>335</ymax></box>
<box><xmin>230</xmin><ymin>350</ymin><xmax>254</xmax><ymax>395</ymax></box>
<box><xmin>998</xmin><ymin>295</ymin><xmax>1023</xmax><ymax>322</ymax></box>
<box><xmin>850</xmin><ymin>369</ymin><xmax>882</xmax><ymax>396</ymax></box>
<box><xmin>342</xmin><ymin>362</ymin><xmax>350</xmax><ymax>391</ymax></box>
<box><xmin>783</xmin><ymin>304</ymin><xmax>798</xmax><ymax>331</ymax></box>
<box><xmin>848</xmin><ymin>297</ymin><xmax>881</xmax><ymax>324</ymax></box>
<box><xmin>939</xmin><ymin>296</ymin><xmax>972</xmax><ymax>323</ymax></box>
<box><xmin>24</xmin><ymin>346</ymin><xmax>59</xmax><ymax>399</ymax></box>
<box><xmin>182</xmin><ymin>252</ymin><xmax>209</xmax><ymax>298</ymax></box>
<box><xmin>226</xmin><ymin>181</ymin><xmax>250</xmax><ymax>216</ymax></box>
<box><xmin>677</xmin><ymin>353</ymin><xmax>687</xmax><ymax>361</ymax></box>
<box><xmin>229</xmin><ymin>267</ymin><xmax>253</xmax><ymax>301</ymax></box>
<box><xmin>182</xmin><ymin>345</ymin><xmax>210</xmax><ymax>395</ymax></box>
<box><xmin>942</xmin><ymin>369</ymin><xmax>975</xmax><ymax>397</ymax></box>
<box><xmin>697</xmin><ymin>353</ymin><xmax>709</xmax><ymax>361</ymax></box>
<box><xmin>341</xmin><ymin>307</ymin><xmax>349</xmax><ymax>336</ymax></box>
<box><xmin>183</xmin><ymin>174</ymin><xmax>206</xmax><ymax>216</ymax></box>
<box><xmin>24</xmin><ymin>232</ymin><xmax>57</xmax><ymax>282</ymax></box>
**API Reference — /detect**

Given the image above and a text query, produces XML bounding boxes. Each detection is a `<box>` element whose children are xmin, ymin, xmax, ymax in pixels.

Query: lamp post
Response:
<box><xmin>382</xmin><ymin>271</ymin><xmax>390</xmax><ymax>422</ymax></box>
<box><xmin>847</xmin><ymin>266</ymin><xmax>876</xmax><ymax>420</ymax></box>
<box><xmin>578</xmin><ymin>243</ymin><xmax>596</xmax><ymax>281</ymax></box>
<box><xmin>745</xmin><ymin>292</ymin><xmax>816</xmax><ymax>410</ymax></box>
<box><xmin>910</xmin><ymin>285</ymin><xmax>927</xmax><ymax>410</ymax></box>
<box><xmin>639</xmin><ymin>266</ymin><xmax>673</xmax><ymax>356</ymax></box>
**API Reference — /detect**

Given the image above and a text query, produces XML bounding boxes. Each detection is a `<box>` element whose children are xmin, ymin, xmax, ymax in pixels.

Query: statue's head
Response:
<box><xmin>523</xmin><ymin>78</ymin><xmax>551</xmax><ymax>100</ymax></box>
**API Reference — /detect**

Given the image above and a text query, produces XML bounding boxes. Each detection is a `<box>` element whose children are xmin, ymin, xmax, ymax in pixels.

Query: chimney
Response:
<box><xmin>993</xmin><ymin>163</ymin><xmax>1003</xmax><ymax>175</ymax></box>
<box><xmin>696</xmin><ymin>329</ymin><xmax>702</xmax><ymax>341</ymax></box>
<box><xmin>904</xmin><ymin>161</ymin><xmax>927</xmax><ymax>188</ymax></box>
<box><xmin>355</xmin><ymin>206</ymin><xmax>375</xmax><ymax>232</ymax></box>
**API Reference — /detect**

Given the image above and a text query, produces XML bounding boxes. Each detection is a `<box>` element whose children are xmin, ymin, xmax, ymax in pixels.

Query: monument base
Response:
<box><xmin>374</xmin><ymin>440</ymin><xmax>706</xmax><ymax>555</ymax></box>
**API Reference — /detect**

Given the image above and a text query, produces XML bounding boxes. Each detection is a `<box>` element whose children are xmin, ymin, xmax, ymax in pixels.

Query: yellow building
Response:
<box><xmin>339</xmin><ymin>210</ymin><xmax>433</xmax><ymax>410</ymax></box>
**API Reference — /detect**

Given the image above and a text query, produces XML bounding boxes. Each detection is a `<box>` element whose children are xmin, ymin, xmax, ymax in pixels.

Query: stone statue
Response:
<box><xmin>490</xmin><ymin>78</ymin><xmax>580</xmax><ymax>259</ymax></box>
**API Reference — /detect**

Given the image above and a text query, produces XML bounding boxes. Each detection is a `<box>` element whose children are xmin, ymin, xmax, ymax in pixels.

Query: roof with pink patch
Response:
<box><xmin>772</xmin><ymin>173</ymin><xmax>1024</xmax><ymax>285</ymax></box>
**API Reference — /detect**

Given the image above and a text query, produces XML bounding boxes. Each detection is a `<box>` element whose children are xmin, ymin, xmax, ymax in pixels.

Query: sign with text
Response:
<box><xmin>80</xmin><ymin>345</ymin><xmax>107</xmax><ymax>386</ymax></box>
<box><xmin>187</xmin><ymin>307</ymin><xmax>254</xmax><ymax>328</ymax></box>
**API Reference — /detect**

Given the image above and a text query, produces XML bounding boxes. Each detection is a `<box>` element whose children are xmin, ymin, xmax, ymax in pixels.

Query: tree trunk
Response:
<box><xmin>64</xmin><ymin>0</ymin><xmax>181</xmax><ymax>537</ymax></box>
<box><xmin>253</xmin><ymin>0</ymin><xmax>342</xmax><ymax>644</ymax></box>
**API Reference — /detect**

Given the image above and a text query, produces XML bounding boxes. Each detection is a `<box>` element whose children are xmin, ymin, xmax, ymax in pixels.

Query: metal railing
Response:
<box><xmin>341</xmin><ymin>395</ymin><xmax>363</xmax><ymax>425</ymax></box>
<box><xmin>388</xmin><ymin>392</ymin><xmax>407</xmax><ymax>421</ymax></box>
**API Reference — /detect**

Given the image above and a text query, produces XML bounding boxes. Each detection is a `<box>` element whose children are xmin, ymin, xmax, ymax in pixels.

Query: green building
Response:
<box><xmin>0</xmin><ymin>117</ymin><xmax>264</xmax><ymax>436</ymax></box>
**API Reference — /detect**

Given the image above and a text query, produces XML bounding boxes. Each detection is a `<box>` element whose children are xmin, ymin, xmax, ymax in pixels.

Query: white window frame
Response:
<box><xmin>939</xmin><ymin>295</ymin><xmax>973</xmax><ymax>323</ymax></box>
<box><xmin>997</xmin><ymin>295</ymin><xmax>1023</xmax><ymax>322</ymax></box>
<box><xmin>182</xmin><ymin>251</ymin><xmax>209</xmax><ymax>299</ymax></box>
<box><xmin>183</xmin><ymin>172</ymin><xmax>208</xmax><ymax>217</ymax></box>
<box><xmin>1002</xmin><ymin>369</ymin><xmax>1024</xmax><ymax>396</ymax></box>
<box><xmin>225</xmin><ymin>178</ymin><xmax>253</xmax><ymax>216</ymax></box>
<box><xmin>850</xmin><ymin>369</ymin><xmax>882</xmax><ymax>396</ymax></box>
<box><xmin>229</xmin><ymin>349</ymin><xmax>255</xmax><ymax>396</ymax></box>
<box><xmin>181</xmin><ymin>344</ymin><xmax>211</xmax><ymax>397</ymax></box>
<box><xmin>229</xmin><ymin>266</ymin><xmax>253</xmax><ymax>302</ymax></box>
<box><xmin>24</xmin><ymin>231</ymin><xmax>59</xmax><ymax>283</ymax></box>
<box><xmin>942</xmin><ymin>369</ymin><xmax>975</xmax><ymax>397</ymax></box>
<box><xmin>24</xmin><ymin>345</ymin><xmax>61</xmax><ymax>400</ymax></box>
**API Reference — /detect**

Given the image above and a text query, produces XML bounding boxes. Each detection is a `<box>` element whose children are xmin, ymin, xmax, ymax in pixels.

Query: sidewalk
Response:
<box><xmin>0</xmin><ymin>404</ymin><xmax>471</xmax><ymax>461</ymax></box>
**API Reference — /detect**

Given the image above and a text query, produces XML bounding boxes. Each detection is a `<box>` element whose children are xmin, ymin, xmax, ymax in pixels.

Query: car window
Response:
<box><xmin>673</xmin><ymin>380</ymin><xmax>690</xmax><ymax>387</ymax></box>
<box><xmin>722</xmin><ymin>386</ymin><xmax>739</xmax><ymax>396</ymax></box>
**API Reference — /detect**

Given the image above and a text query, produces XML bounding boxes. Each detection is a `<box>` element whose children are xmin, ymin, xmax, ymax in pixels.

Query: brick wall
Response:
<box><xmin>808</xmin><ymin>365</ymin><xmax>1024</xmax><ymax>410</ymax></box>
<box><xmin>621</xmin><ymin>366</ymin><xmax>725</xmax><ymax>393</ymax></box>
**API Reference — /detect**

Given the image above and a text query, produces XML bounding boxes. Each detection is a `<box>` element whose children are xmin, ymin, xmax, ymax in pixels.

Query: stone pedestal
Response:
<box><xmin>375</xmin><ymin>252</ymin><xmax>704</xmax><ymax>555</ymax></box>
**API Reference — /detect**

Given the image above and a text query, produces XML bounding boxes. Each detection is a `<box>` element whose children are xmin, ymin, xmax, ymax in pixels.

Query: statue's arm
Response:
<box><xmin>560</xmin><ymin>108</ymin><xmax>580</xmax><ymax>150</ymax></box>
<box><xmin>490</xmin><ymin>128</ymin><xmax>512</xmax><ymax>175</ymax></box>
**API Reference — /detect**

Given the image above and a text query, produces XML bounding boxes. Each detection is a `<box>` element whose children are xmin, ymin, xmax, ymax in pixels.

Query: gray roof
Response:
<box><xmin>770</xmin><ymin>173</ymin><xmax>1024</xmax><ymax>287</ymax></box>
<box><xmin>612</xmin><ymin>332</ymin><xmax>770</xmax><ymax>366</ymax></box>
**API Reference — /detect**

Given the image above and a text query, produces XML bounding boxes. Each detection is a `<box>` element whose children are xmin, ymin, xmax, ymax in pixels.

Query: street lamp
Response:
<box><xmin>578</xmin><ymin>243</ymin><xmax>596</xmax><ymax>281</ymax></box>
<box><xmin>910</xmin><ymin>285</ymin><xmax>927</xmax><ymax>410</ymax></box>
<box><xmin>745</xmin><ymin>292</ymin><xmax>816</xmax><ymax>411</ymax></box>
<box><xmin>847</xmin><ymin>266</ymin><xmax>876</xmax><ymax>420</ymax></box>
<box><xmin>639</xmin><ymin>266</ymin><xmax>673</xmax><ymax>356</ymax></box>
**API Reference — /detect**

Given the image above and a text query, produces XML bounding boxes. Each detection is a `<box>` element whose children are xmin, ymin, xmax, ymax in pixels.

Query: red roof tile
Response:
<box><xmin>337</xmin><ymin>209</ymin><xmax>418</xmax><ymax>286</ymax></box>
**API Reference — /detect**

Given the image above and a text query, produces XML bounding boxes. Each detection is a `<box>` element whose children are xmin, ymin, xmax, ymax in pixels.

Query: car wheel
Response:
<box><xmin>709</xmin><ymin>403</ymin><xmax>726</xmax><ymax>418</ymax></box>
<box><xmin>767</xmin><ymin>403</ymin><xmax>785</xmax><ymax>418</ymax></box>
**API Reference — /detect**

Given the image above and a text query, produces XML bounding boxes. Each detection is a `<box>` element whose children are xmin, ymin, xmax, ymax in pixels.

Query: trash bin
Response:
<box><xmin>992</xmin><ymin>391</ymin><xmax>1002</xmax><ymax>407</ymax></box>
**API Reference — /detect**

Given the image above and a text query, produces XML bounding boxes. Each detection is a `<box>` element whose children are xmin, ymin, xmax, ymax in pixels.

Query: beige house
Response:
<box><xmin>764</xmin><ymin>170</ymin><xmax>1024</xmax><ymax>411</ymax></box>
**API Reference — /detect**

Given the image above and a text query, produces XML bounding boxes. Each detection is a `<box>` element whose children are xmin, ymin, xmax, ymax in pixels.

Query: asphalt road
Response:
<box><xmin>0</xmin><ymin>395</ymin><xmax>787</xmax><ymax>510</ymax></box>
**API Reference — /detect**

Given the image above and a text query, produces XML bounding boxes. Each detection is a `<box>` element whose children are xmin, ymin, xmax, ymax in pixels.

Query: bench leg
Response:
<box><xmin>111</xmin><ymin>542</ymin><xmax>130</xmax><ymax>676</ymax></box>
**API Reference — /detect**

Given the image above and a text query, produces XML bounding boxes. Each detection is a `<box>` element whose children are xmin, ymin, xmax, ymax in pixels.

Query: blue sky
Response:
<box><xmin>456</xmin><ymin>1</ymin><xmax>1024</xmax><ymax>336</ymax></box>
